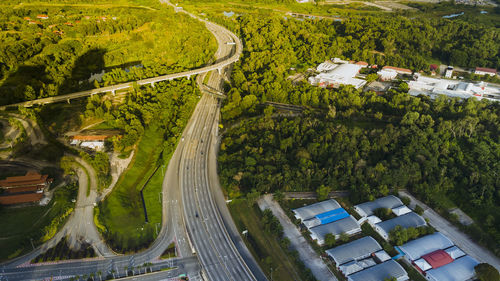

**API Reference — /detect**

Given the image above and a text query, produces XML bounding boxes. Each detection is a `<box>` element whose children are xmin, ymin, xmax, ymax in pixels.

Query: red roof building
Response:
<box><xmin>474</xmin><ymin>67</ymin><xmax>497</xmax><ymax>76</ymax></box>
<box><xmin>0</xmin><ymin>171</ymin><xmax>52</xmax><ymax>205</ymax></box>
<box><xmin>36</xmin><ymin>14</ymin><xmax>49</xmax><ymax>20</ymax></box>
<box><xmin>355</xmin><ymin>61</ymin><xmax>369</xmax><ymax>66</ymax></box>
<box><xmin>422</xmin><ymin>249</ymin><xmax>453</xmax><ymax>269</ymax></box>
<box><xmin>72</xmin><ymin>135</ymin><xmax>111</xmax><ymax>141</ymax></box>
<box><xmin>382</xmin><ymin>66</ymin><xmax>413</xmax><ymax>75</ymax></box>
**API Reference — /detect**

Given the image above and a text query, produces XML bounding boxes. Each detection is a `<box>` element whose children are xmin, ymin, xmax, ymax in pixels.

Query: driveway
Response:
<box><xmin>258</xmin><ymin>194</ymin><xmax>337</xmax><ymax>281</ymax></box>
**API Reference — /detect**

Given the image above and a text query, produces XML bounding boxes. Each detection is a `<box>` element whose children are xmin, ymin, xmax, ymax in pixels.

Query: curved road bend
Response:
<box><xmin>0</xmin><ymin>1</ymin><xmax>261</xmax><ymax>280</ymax></box>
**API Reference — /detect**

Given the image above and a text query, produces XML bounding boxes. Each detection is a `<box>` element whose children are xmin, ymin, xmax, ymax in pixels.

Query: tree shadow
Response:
<box><xmin>0</xmin><ymin>48</ymin><xmax>107</xmax><ymax>106</ymax></box>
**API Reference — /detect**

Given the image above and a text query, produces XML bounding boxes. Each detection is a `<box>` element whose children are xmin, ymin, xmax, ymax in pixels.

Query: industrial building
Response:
<box><xmin>309</xmin><ymin>60</ymin><xmax>367</xmax><ymax>89</ymax></box>
<box><xmin>347</xmin><ymin>260</ymin><xmax>409</xmax><ymax>281</ymax></box>
<box><xmin>354</xmin><ymin>195</ymin><xmax>404</xmax><ymax>217</ymax></box>
<box><xmin>326</xmin><ymin>236</ymin><xmax>396</xmax><ymax>277</ymax></box>
<box><xmin>398</xmin><ymin>232</ymin><xmax>479</xmax><ymax>281</ymax></box>
<box><xmin>309</xmin><ymin>215</ymin><xmax>361</xmax><ymax>245</ymax></box>
<box><xmin>374</xmin><ymin>212</ymin><xmax>427</xmax><ymax>240</ymax></box>
<box><xmin>0</xmin><ymin>171</ymin><xmax>52</xmax><ymax>205</ymax></box>
<box><xmin>408</xmin><ymin>76</ymin><xmax>500</xmax><ymax>102</ymax></box>
<box><xmin>293</xmin><ymin>199</ymin><xmax>341</xmax><ymax>222</ymax></box>
<box><xmin>377</xmin><ymin>66</ymin><xmax>413</xmax><ymax>81</ymax></box>
<box><xmin>293</xmin><ymin>199</ymin><xmax>361</xmax><ymax>245</ymax></box>
<box><xmin>474</xmin><ymin>67</ymin><xmax>497</xmax><ymax>76</ymax></box>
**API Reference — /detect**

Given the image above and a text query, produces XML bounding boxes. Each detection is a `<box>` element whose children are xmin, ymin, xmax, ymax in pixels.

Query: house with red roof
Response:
<box><xmin>0</xmin><ymin>171</ymin><xmax>52</xmax><ymax>205</ymax></box>
<box><xmin>474</xmin><ymin>67</ymin><xmax>497</xmax><ymax>76</ymax></box>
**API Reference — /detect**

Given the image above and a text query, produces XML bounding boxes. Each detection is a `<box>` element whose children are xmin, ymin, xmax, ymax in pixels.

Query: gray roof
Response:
<box><xmin>376</xmin><ymin>212</ymin><xmax>427</xmax><ymax>234</ymax></box>
<box><xmin>310</xmin><ymin>216</ymin><xmax>361</xmax><ymax>240</ymax></box>
<box><xmin>326</xmin><ymin>236</ymin><xmax>382</xmax><ymax>265</ymax></box>
<box><xmin>426</xmin><ymin>256</ymin><xmax>479</xmax><ymax>281</ymax></box>
<box><xmin>293</xmin><ymin>199</ymin><xmax>341</xmax><ymax>221</ymax></box>
<box><xmin>348</xmin><ymin>260</ymin><xmax>408</xmax><ymax>281</ymax></box>
<box><xmin>354</xmin><ymin>195</ymin><xmax>403</xmax><ymax>217</ymax></box>
<box><xmin>399</xmin><ymin>232</ymin><xmax>454</xmax><ymax>261</ymax></box>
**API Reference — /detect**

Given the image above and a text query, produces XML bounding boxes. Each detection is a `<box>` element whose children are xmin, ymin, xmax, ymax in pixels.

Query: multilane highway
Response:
<box><xmin>1</xmin><ymin>0</ymin><xmax>265</xmax><ymax>280</ymax></box>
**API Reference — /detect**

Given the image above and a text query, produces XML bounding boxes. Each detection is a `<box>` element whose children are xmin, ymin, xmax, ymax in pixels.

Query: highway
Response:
<box><xmin>1</xmin><ymin>0</ymin><xmax>265</xmax><ymax>280</ymax></box>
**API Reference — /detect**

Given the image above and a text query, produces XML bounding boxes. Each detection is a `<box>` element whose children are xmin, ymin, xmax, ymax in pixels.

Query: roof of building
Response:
<box><xmin>414</xmin><ymin>258</ymin><xmax>432</xmax><ymax>272</ymax></box>
<box><xmin>392</xmin><ymin>205</ymin><xmax>412</xmax><ymax>216</ymax></box>
<box><xmin>339</xmin><ymin>260</ymin><xmax>364</xmax><ymax>276</ymax></box>
<box><xmin>475</xmin><ymin>67</ymin><xmax>497</xmax><ymax>73</ymax></box>
<box><xmin>354</xmin><ymin>195</ymin><xmax>404</xmax><ymax>217</ymax></box>
<box><xmin>72</xmin><ymin>135</ymin><xmax>111</xmax><ymax>141</ymax></box>
<box><xmin>373</xmin><ymin>250</ymin><xmax>391</xmax><ymax>263</ymax></box>
<box><xmin>0</xmin><ymin>193</ymin><xmax>44</xmax><ymax>205</ymax></box>
<box><xmin>0</xmin><ymin>171</ymin><xmax>50</xmax><ymax>189</ymax></box>
<box><xmin>382</xmin><ymin>66</ymin><xmax>412</xmax><ymax>74</ymax></box>
<box><xmin>326</xmin><ymin>236</ymin><xmax>382</xmax><ymax>265</ymax></box>
<box><xmin>293</xmin><ymin>199</ymin><xmax>341</xmax><ymax>221</ymax></box>
<box><xmin>355</xmin><ymin>61</ymin><xmax>369</xmax><ymax>66</ymax></box>
<box><xmin>444</xmin><ymin>246</ymin><xmax>465</xmax><ymax>260</ymax></box>
<box><xmin>375</xmin><ymin>212</ymin><xmax>427</xmax><ymax>234</ymax></box>
<box><xmin>422</xmin><ymin>249</ymin><xmax>453</xmax><ymax>269</ymax></box>
<box><xmin>316</xmin><ymin>208</ymin><xmax>350</xmax><ymax>225</ymax></box>
<box><xmin>310</xmin><ymin>216</ymin><xmax>361</xmax><ymax>240</ymax></box>
<box><xmin>425</xmin><ymin>256</ymin><xmax>479</xmax><ymax>281</ymax></box>
<box><xmin>347</xmin><ymin>260</ymin><xmax>408</xmax><ymax>281</ymax></box>
<box><xmin>399</xmin><ymin>233</ymin><xmax>454</xmax><ymax>261</ymax></box>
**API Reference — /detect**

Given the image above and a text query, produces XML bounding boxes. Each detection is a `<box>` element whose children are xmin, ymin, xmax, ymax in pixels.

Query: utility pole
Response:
<box><xmin>30</xmin><ymin>238</ymin><xmax>35</xmax><ymax>250</ymax></box>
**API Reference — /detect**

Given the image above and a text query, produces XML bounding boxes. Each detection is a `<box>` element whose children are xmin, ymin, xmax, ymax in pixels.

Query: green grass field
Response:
<box><xmin>98</xmin><ymin>124</ymin><xmax>165</xmax><ymax>251</ymax></box>
<box><xmin>0</xmin><ymin>184</ymin><xmax>76</xmax><ymax>261</ymax></box>
<box><xmin>228</xmin><ymin>199</ymin><xmax>303</xmax><ymax>281</ymax></box>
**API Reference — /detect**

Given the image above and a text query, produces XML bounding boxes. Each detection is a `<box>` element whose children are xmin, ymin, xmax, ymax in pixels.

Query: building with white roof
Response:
<box><xmin>426</xmin><ymin>255</ymin><xmax>479</xmax><ymax>281</ymax></box>
<box><xmin>409</xmin><ymin>76</ymin><xmax>500</xmax><ymax>102</ymax></box>
<box><xmin>354</xmin><ymin>195</ymin><xmax>404</xmax><ymax>218</ymax></box>
<box><xmin>474</xmin><ymin>67</ymin><xmax>497</xmax><ymax>76</ymax></box>
<box><xmin>309</xmin><ymin>216</ymin><xmax>361</xmax><ymax>245</ymax></box>
<box><xmin>326</xmin><ymin>236</ymin><xmax>382</xmax><ymax>266</ymax></box>
<box><xmin>399</xmin><ymin>233</ymin><xmax>454</xmax><ymax>262</ymax></box>
<box><xmin>309</xmin><ymin>63</ymin><xmax>367</xmax><ymax>89</ymax></box>
<box><xmin>347</xmin><ymin>260</ymin><xmax>409</xmax><ymax>281</ymax></box>
<box><xmin>293</xmin><ymin>199</ymin><xmax>341</xmax><ymax>222</ymax></box>
<box><xmin>392</xmin><ymin>205</ymin><xmax>412</xmax><ymax>216</ymax></box>
<box><xmin>374</xmin><ymin>212</ymin><xmax>427</xmax><ymax>240</ymax></box>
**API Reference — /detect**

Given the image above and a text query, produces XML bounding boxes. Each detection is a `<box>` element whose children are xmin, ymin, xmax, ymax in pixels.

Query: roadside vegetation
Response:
<box><xmin>229</xmin><ymin>199</ymin><xmax>316</xmax><ymax>281</ymax></box>
<box><xmin>31</xmin><ymin>236</ymin><xmax>96</xmax><ymax>263</ymax></box>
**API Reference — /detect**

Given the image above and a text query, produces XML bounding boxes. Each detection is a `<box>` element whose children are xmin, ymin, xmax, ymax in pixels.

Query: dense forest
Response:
<box><xmin>217</xmin><ymin>12</ymin><xmax>500</xmax><ymax>256</ymax></box>
<box><xmin>0</xmin><ymin>2</ymin><xmax>216</xmax><ymax>105</ymax></box>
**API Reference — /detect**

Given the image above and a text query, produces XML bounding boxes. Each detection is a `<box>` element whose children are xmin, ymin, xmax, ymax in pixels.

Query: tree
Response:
<box><xmin>475</xmin><ymin>263</ymin><xmax>500</xmax><ymax>281</ymax></box>
<box><xmin>414</xmin><ymin>205</ymin><xmax>424</xmax><ymax>215</ymax></box>
<box><xmin>366</xmin><ymin>73</ymin><xmax>379</xmax><ymax>83</ymax></box>
<box><xmin>324</xmin><ymin>233</ymin><xmax>336</xmax><ymax>247</ymax></box>
<box><xmin>316</xmin><ymin>185</ymin><xmax>332</xmax><ymax>201</ymax></box>
<box><xmin>339</xmin><ymin>232</ymin><xmax>349</xmax><ymax>242</ymax></box>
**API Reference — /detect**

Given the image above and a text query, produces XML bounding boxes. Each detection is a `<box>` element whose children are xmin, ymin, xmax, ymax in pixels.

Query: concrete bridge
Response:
<box><xmin>0</xmin><ymin>18</ymin><xmax>242</xmax><ymax>111</ymax></box>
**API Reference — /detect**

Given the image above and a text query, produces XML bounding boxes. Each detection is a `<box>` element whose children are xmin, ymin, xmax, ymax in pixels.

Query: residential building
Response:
<box><xmin>426</xmin><ymin>256</ymin><xmax>479</xmax><ymax>281</ymax></box>
<box><xmin>347</xmin><ymin>260</ymin><xmax>409</xmax><ymax>281</ymax></box>
<box><xmin>0</xmin><ymin>171</ymin><xmax>52</xmax><ymax>205</ymax></box>
<box><xmin>445</xmin><ymin>66</ymin><xmax>454</xmax><ymax>78</ymax></box>
<box><xmin>374</xmin><ymin>212</ymin><xmax>427</xmax><ymax>240</ymax></box>
<box><xmin>474</xmin><ymin>67</ymin><xmax>497</xmax><ymax>76</ymax></box>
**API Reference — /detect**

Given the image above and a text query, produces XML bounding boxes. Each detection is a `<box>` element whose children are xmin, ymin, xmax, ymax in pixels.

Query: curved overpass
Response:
<box><xmin>0</xmin><ymin>14</ymin><xmax>242</xmax><ymax>111</ymax></box>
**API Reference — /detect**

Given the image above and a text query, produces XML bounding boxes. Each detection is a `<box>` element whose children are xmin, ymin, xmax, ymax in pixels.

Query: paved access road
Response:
<box><xmin>258</xmin><ymin>195</ymin><xmax>337</xmax><ymax>281</ymax></box>
<box><xmin>399</xmin><ymin>190</ymin><xmax>500</xmax><ymax>271</ymax></box>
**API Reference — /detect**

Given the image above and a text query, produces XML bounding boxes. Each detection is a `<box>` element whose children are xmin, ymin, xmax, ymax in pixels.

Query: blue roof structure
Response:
<box><xmin>316</xmin><ymin>208</ymin><xmax>350</xmax><ymax>225</ymax></box>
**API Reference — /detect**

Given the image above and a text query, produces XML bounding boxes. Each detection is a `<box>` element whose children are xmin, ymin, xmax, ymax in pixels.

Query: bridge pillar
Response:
<box><xmin>217</xmin><ymin>68</ymin><xmax>221</xmax><ymax>75</ymax></box>
<box><xmin>187</xmin><ymin>75</ymin><xmax>191</xmax><ymax>80</ymax></box>
<box><xmin>150</xmin><ymin>82</ymin><xmax>155</xmax><ymax>88</ymax></box>
<box><xmin>111</xmin><ymin>90</ymin><xmax>116</xmax><ymax>96</ymax></box>
<box><xmin>67</xmin><ymin>99</ymin><xmax>71</xmax><ymax>104</ymax></box>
